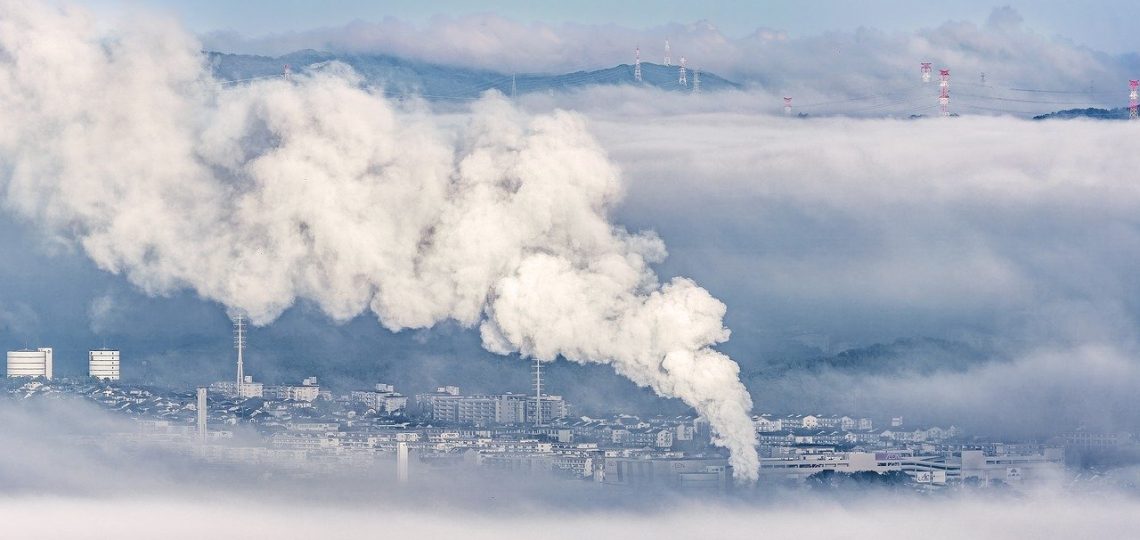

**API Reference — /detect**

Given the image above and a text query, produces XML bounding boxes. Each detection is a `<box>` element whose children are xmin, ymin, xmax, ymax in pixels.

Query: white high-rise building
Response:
<box><xmin>7</xmin><ymin>348</ymin><xmax>52</xmax><ymax>379</ymax></box>
<box><xmin>89</xmin><ymin>349</ymin><xmax>120</xmax><ymax>381</ymax></box>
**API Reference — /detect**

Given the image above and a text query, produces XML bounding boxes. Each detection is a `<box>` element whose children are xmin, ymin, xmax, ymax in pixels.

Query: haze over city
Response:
<box><xmin>1</xmin><ymin>1</ymin><xmax>1140</xmax><ymax>538</ymax></box>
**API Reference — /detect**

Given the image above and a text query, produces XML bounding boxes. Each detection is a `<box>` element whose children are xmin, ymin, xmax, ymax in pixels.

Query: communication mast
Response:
<box><xmin>939</xmin><ymin>69</ymin><xmax>951</xmax><ymax>117</ymax></box>
<box><xmin>282</xmin><ymin>64</ymin><xmax>291</xmax><ymax>81</ymax></box>
<box><xmin>1130</xmin><ymin>80</ymin><xmax>1138</xmax><ymax>120</ymax></box>
<box><xmin>679</xmin><ymin>56</ymin><xmax>687</xmax><ymax>86</ymax></box>
<box><xmin>233</xmin><ymin>315</ymin><xmax>246</xmax><ymax>385</ymax></box>
<box><xmin>533</xmin><ymin>358</ymin><xmax>543</xmax><ymax>426</ymax></box>
<box><xmin>693</xmin><ymin>67</ymin><xmax>701</xmax><ymax>94</ymax></box>
<box><xmin>664</xmin><ymin>40</ymin><xmax>672</xmax><ymax>66</ymax></box>
<box><xmin>784</xmin><ymin>96</ymin><xmax>792</xmax><ymax>115</ymax></box>
<box><xmin>921</xmin><ymin>62</ymin><xmax>932</xmax><ymax>83</ymax></box>
<box><xmin>634</xmin><ymin>47</ymin><xmax>642</xmax><ymax>82</ymax></box>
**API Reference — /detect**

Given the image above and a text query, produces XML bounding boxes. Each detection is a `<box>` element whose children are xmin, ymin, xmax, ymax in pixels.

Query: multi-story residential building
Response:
<box><xmin>266</xmin><ymin>377</ymin><xmax>321</xmax><ymax>402</ymax></box>
<box><xmin>416</xmin><ymin>387</ymin><xmax>566</xmax><ymax>426</ymax></box>
<box><xmin>7</xmin><ymin>348</ymin><xmax>52</xmax><ymax>379</ymax></box>
<box><xmin>349</xmin><ymin>382</ymin><xmax>408</xmax><ymax>414</ymax></box>
<box><xmin>88</xmin><ymin>349</ymin><xmax>120</xmax><ymax>381</ymax></box>
<box><xmin>753</xmin><ymin>414</ymin><xmax>783</xmax><ymax>433</ymax></box>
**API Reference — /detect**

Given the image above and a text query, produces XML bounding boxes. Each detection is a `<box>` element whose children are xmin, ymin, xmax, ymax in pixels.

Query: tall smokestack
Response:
<box><xmin>233</xmin><ymin>316</ymin><xmax>245</xmax><ymax>386</ymax></box>
<box><xmin>397</xmin><ymin>441</ymin><xmax>409</xmax><ymax>484</ymax></box>
<box><xmin>196</xmin><ymin>387</ymin><xmax>207</xmax><ymax>443</ymax></box>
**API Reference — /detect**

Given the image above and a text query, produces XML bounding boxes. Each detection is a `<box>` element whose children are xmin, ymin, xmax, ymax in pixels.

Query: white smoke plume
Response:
<box><xmin>0</xmin><ymin>2</ymin><xmax>759</xmax><ymax>479</ymax></box>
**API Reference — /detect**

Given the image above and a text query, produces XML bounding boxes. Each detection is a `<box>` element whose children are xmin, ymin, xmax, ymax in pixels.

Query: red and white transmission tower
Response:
<box><xmin>664</xmin><ymin>40</ymin><xmax>672</xmax><ymax>66</ymax></box>
<box><xmin>678</xmin><ymin>56</ymin><xmax>687</xmax><ymax>86</ymax></box>
<box><xmin>283</xmin><ymin>64</ymin><xmax>291</xmax><ymax>81</ymax></box>
<box><xmin>1130</xmin><ymin>80</ymin><xmax>1139</xmax><ymax>120</ymax></box>
<box><xmin>921</xmin><ymin>62</ymin><xmax>932</xmax><ymax>83</ymax></box>
<box><xmin>634</xmin><ymin>47</ymin><xmax>642</xmax><ymax>82</ymax></box>
<box><xmin>784</xmin><ymin>96</ymin><xmax>792</xmax><ymax>115</ymax></box>
<box><xmin>693</xmin><ymin>67</ymin><xmax>701</xmax><ymax>94</ymax></box>
<box><xmin>939</xmin><ymin>69</ymin><xmax>951</xmax><ymax>117</ymax></box>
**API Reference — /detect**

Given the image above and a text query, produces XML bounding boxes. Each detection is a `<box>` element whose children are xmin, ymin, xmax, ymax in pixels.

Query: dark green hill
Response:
<box><xmin>206</xmin><ymin>50</ymin><xmax>742</xmax><ymax>100</ymax></box>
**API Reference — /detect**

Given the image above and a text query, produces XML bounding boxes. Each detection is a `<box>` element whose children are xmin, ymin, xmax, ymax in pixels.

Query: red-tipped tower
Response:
<box><xmin>939</xmin><ymin>69</ymin><xmax>951</xmax><ymax>117</ymax></box>
<box><xmin>1130</xmin><ymin>80</ymin><xmax>1138</xmax><ymax>120</ymax></box>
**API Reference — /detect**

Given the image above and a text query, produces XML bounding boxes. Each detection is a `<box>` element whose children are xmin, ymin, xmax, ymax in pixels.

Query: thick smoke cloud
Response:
<box><xmin>0</xmin><ymin>2</ymin><xmax>758</xmax><ymax>478</ymax></box>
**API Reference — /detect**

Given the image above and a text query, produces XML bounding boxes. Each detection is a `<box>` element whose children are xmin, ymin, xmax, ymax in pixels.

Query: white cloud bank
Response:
<box><xmin>1</xmin><ymin>492</ymin><xmax>1137</xmax><ymax>540</ymax></box>
<box><xmin>561</xmin><ymin>98</ymin><xmax>1140</xmax><ymax>429</ymax></box>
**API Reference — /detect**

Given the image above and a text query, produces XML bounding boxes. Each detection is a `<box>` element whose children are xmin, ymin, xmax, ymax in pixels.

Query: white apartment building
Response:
<box><xmin>237</xmin><ymin>375</ymin><xmax>264</xmax><ymax>399</ymax></box>
<box><xmin>89</xmin><ymin>349</ymin><xmax>121</xmax><ymax>381</ymax></box>
<box><xmin>267</xmin><ymin>377</ymin><xmax>321</xmax><ymax>402</ymax></box>
<box><xmin>350</xmin><ymin>383</ymin><xmax>408</xmax><ymax>413</ymax></box>
<box><xmin>7</xmin><ymin>348</ymin><xmax>52</xmax><ymax>379</ymax></box>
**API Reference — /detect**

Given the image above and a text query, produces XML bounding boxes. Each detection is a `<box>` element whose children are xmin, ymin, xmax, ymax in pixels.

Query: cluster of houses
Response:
<box><xmin>753</xmin><ymin>413</ymin><xmax>961</xmax><ymax>455</ymax></box>
<box><xmin>6</xmin><ymin>377</ymin><xmax>1083</xmax><ymax>491</ymax></box>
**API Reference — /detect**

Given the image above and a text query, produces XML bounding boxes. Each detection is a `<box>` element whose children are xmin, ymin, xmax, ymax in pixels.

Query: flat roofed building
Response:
<box><xmin>89</xmin><ymin>349</ymin><xmax>121</xmax><ymax>381</ymax></box>
<box><xmin>7</xmin><ymin>348</ymin><xmax>52</xmax><ymax>379</ymax></box>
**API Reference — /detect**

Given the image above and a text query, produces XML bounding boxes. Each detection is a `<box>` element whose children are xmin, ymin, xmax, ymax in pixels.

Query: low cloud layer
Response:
<box><xmin>4</xmin><ymin>492</ymin><xmax>1138</xmax><ymax>540</ymax></box>
<box><xmin>555</xmin><ymin>102</ymin><xmax>1140</xmax><ymax>431</ymax></box>
<box><xmin>203</xmin><ymin>7</ymin><xmax>1140</xmax><ymax>114</ymax></box>
<box><xmin>1</xmin><ymin>400</ymin><xmax>1138</xmax><ymax>540</ymax></box>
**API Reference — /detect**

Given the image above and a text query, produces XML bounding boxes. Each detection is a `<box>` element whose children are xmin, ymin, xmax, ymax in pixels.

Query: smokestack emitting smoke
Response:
<box><xmin>0</xmin><ymin>1</ymin><xmax>760</xmax><ymax>480</ymax></box>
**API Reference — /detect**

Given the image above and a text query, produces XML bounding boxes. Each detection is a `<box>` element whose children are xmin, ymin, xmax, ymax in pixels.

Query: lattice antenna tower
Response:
<box><xmin>634</xmin><ymin>47</ymin><xmax>642</xmax><ymax>82</ymax></box>
<box><xmin>1130</xmin><ymin>80</ymin><xmax>1138</xmax><ymax>120</ymax></box>
<box><xmin>921</xmin><ymin>62</ymin><xmax>932</xmax><ymax>83</ymax></box>
<box><xmin>233</xmin><ymin>315</ymin><xmax>246</xmax><ymax>385</ymax></box>
<box><xmin>693</xmin><ymin>66</ymin><xmax>701</xmax><ymax>94</ymax></box>
<box><xmin>511</xmin><ymin>74</ymin><xmax>517</xmax><ymax>98</ymax></box>
<box><xmin>283</xmin><ymin>64</ymin><xmax>291</xmax><ymax>82</ymax></box>
<box><xmin>784</xmin><ymin>96</ymin><xmax>792</xmax><ymax>115</ymax></box>
<box><xmin>533</xmin><ymin>357</ymin><xmax>543</xmax><ymax>426</ymax></box>
<box><xmin>939</xmin><ymin>69</ymin><xmax>951</xmax><ymax>117</ymax></box>
<box><xmin>664</xmin><ymin>40</ymin><xmax>672</xmax><ymax>66</ymax></box>
<box><xmin>678</xmin><ymin>56</ymin><xmax>687</xmax><ymax>86</ymax></box>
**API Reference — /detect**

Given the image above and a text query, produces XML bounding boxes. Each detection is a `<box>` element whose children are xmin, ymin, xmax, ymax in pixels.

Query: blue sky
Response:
<box><xmin>88</xmin><ymin>1</ymin><xmax>1137</xmax><ymax>54</ymax></box>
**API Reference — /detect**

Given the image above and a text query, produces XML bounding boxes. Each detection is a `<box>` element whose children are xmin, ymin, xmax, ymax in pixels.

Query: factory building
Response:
<box><xmin>758</xmin><ymin>448</ymin><xmax>1064</xmax><ymax>485</ymax></box>
<box><xmin>89</xmin><ymin>349</ymin><xmax>121</xmax><ymax>381</ymax></box>
<box><xmin>603</xmin><ymin>457</ymin><xmax>733</xmax><ymax>490</ymax></box>
<box><xmin>7</xmin><ymin>347</ymin><xmax>53</xmax><ymax>379</ymax></box>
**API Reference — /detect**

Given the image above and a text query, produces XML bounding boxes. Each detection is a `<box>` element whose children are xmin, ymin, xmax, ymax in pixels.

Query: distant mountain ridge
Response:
<box><xmin>1032</xmin><ymin>107</ymin><xmax>1132</xmax><ymax>120</ymax></box>
<box><xmin>748</xmin><ymin>337</ymin><xmax>995</xmax><ymax>379</ymax></box>
<box><xmin>206</xmin><ymin>49</ymin><xmax>742</xmax><ymax>100</ymax></box>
